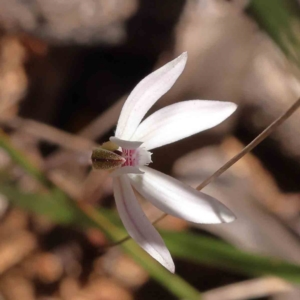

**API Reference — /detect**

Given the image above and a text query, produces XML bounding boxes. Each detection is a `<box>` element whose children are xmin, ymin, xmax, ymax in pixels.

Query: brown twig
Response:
<box><xmin>1</xmin><ymin>116</ymin><xmax>97</xmax><ymax>152</ymax></box>
<box><xmin>196</xmin><ymin>97</ymin><xmax>300</xmax><ymax>191</ymax></box>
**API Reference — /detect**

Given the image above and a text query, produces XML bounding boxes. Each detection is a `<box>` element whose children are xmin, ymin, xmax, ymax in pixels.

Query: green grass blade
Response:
<box><xmin>247</xmin><ymin>0</ymin><xmax>300</xmax><ymax>65</ymax></box>
<box><xmin>163</xmin><ymin>231</ymin><xmax>300</xmax><ymax>284</ymax></box>
<box><xmin>3</xmin><ymin>184</ymin><xmax>300</xmax><ymax>285</ymax></box>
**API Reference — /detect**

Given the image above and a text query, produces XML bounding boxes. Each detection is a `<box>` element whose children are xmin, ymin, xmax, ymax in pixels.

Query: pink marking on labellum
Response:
<box><xmin>122</xmin><ymin>148</ymin><xmax>138</xmax><ymax>167</ymax></box>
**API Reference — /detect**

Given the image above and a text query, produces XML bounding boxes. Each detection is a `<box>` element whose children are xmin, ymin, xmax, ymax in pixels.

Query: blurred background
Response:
<box><xmin>1</xmin><ymin>0</ymin><xmax>300</xmax><ymax>299</ymax></box>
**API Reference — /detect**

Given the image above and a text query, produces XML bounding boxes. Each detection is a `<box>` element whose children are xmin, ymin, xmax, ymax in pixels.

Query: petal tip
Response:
<box><xmin>177</xmin><ymin>52</ymin><xmax>188</xmax><ymax>64</ymax></box>
<box><xmin>220</xmin><ymin>209</ymin><xmax>236</xmax><ymax>223</ymax></box>
<box><xmin>217</xmin><ymin>101</ymin><xmax>238</xmax><ymax>118</ymax></box>
<box><xmin>169</xmin><ymin>264</ymin><xmax>175</xmax><ymax>274</ymax></box>
<box><xmin>181</xmin><ymin>51</ymin><xmax>188</xmax><ymax>58</ymax></box>
<box><xmin>219</xmin><ymin>101</ymin><xmax>238</xmax><ymax>113</ymax></box>
<box><xmin>163</xmin><ymin>259</ymin><xmax>175</xmax><ymax>273</ymax></box>
<box><xmin>228</xmin><ymin>102</ymin><xmax>238</xmax><ymax>112</ymax></box>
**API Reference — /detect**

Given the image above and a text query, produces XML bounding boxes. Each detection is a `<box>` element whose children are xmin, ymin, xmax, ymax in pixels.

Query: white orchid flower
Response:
<box><xmin>92</xmin><ymin>52</ymin><xmax>237</xmax><ymax>273</ymax></box>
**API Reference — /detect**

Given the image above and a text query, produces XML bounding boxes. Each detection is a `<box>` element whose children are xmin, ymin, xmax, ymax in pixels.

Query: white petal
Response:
<box><xmin>113</xmin><ymin>175</ymin><xmax>175</xmax><ymax>272</ymax></box>
<box><xmin>115</xmin><ymin>53</ymin><xmax>187</xmax><ymax>140</ymax></box>
<box><xmin>132</xmin><ymin>100</ymin><xmax>237</xmax><ymax>150</ymax></box>
<box><xmin>110</xmin><ymin>166</ymin><xmax>144</xmax><ymax>177</ymax></box>
<box><xmin>129</xmin><ymin>166</ymin><xmax>235</xmax><ymax>224</ymax></box>
<box><xmin>110</xmin><ymin>137</ymin><xmax>142</xmax><ymax>149</ymax></box>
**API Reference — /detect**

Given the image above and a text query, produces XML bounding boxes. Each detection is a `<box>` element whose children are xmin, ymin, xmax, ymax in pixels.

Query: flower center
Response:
<box><xmin>121</xmin><ymin>147</ymin><xmax>152</xmax><ymax>168</ymax></box>
<box><xmin>122</xmin><ymin>148</ymin><xmax>138</xmax><ymax>167</ymax></box>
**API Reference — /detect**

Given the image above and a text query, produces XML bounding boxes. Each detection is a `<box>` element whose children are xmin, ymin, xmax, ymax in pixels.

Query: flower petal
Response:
<box><xmin>113</xmin><ymin>175</ymin><xmax>175</xmax><ymax>272</ymax></box>
<box><xmin>132</xmin><ymin>100</ymin><xmax>237</xmax><ymax>150</ymax></box>
<box><xmin>115</xmin><ymin>53</ymin><xmax>187</xmax><ymax>140</ymax></box>
<box><xmin>110</xmin><ymin>137</ymin><xmax>142</xmax><ymax>149</ymax></box>
<box><xmin>110</xmin><ymin>166</ymin><xmax>144</xmax><ymax>177</ymax></box>
<box><xmin>129</xmin><ymin>166</ymin><xmax>235</xmax><ymax>224</ymax></box>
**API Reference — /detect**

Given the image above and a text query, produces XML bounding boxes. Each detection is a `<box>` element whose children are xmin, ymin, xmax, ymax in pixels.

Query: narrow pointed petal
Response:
<box><xmin>132</xmin><ymin>100</ymin><xmax>237</xmax><ymax>150</ymax></box>
<box><xmin>115</xmin><ymin>53</ymin><xmax>187</xmax><ymax>140</ymax></box>
<box><xmin>129</xmin><ymin>167</ymin><xmax>235</xmax><ymax>224</ymax></box>
<box><xmin>113</xmin><ymin>175</ymin><xmax>175</xmax><ymax>272</ymax></box>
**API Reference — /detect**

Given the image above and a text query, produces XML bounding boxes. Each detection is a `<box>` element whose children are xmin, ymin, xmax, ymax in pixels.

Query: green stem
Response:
<box><xmin>248</xmin><ymin>0</ymin><xmax>300</xmax><ymax>66</ymax></box>
<box><xmin>0</xmin><ymin>131</ymin><xmax>51</xmax><ymax>187</ymax></box>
